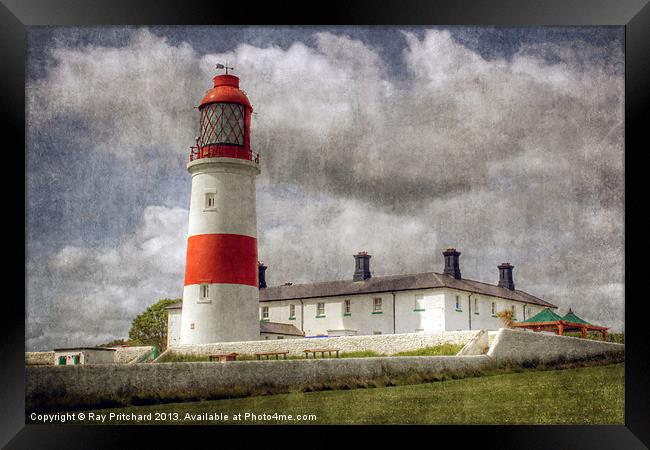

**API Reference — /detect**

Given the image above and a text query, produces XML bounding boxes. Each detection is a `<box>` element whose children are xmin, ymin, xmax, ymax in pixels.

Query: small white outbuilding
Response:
<box><xmin>53</xmin><ymin>347</ymin><xmax>116</xmax><ymax>365</ymax></box>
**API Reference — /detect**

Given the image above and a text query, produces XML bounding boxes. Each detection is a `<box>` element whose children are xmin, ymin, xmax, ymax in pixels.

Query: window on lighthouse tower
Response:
<box><xmin>205</xmin><ymin>192</ymin><xmax>216</xmax><ymax>210</ymax></box>
<box><xmin>200</xmin><ymin>103</ymin><xmax>246</xmax><ymax>147</ymax></box>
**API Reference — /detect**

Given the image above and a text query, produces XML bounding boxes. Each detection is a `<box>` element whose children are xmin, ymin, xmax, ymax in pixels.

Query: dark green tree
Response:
<box><xmin>128</xmin><ymin>298</ymin><xmax>179</xmax><ymax>352</ymax></box>
<box><xmin>98</xmin><ymin>338</ymin><xmax>130</xmax><ymax>348</ymax></box>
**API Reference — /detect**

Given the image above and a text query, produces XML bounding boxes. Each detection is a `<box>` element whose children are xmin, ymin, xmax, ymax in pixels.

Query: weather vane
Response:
<box><xmin>216</xmin><ymin>63</ymin><xmax>234</xmax><ymax>75</ymax></box>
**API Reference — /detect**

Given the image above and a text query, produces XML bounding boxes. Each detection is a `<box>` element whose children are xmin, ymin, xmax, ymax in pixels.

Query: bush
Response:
<box><xmin>564</xmin><ymin>331</ymin><xmax>624</xmax><ymax>343</ymax></box>
<box><xmin>154</xmin><ymin>353</ymin><xmax>210</xmax><ymax>363</ymax></box>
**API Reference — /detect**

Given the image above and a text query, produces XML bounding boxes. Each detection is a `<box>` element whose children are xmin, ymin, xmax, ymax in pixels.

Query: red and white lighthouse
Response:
<box><xmin>180</xmin><ymin>68</ymin><xmax>261</xmax><ymax>344</ymax></box>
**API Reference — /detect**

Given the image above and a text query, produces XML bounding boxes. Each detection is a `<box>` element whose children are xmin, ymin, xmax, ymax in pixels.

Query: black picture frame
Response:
<box><xmin>3</xmin><ymin>0</ymin><xmax>648</xmax><ymax>447</ymax></box>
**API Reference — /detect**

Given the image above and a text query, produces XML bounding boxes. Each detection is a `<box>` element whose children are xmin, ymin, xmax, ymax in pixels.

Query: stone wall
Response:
<box><xmin>487</xmin><ymin>328</ymin><xmax>625</xmax><ymax>365</ymax></box>
<box><xmin>26</xmin><ymin>347</ymin><xmax>155</xmax><ymax>366</ymax></box>
<box><xmin>25</xmin><ymin>328</ymin><xmax>625</xmax><ymax>413</ymax></box>
<box><xmin>25</xmin><ymin>352</ymin><xmax>54</xmax><ymax>366</ymax></box>
<box><xmin>113</xmin><ymin>346</ymin><xmax>156</xmax><ymax>364</ymax></box>
<box><xmin>456</xmin><ymin>330</ymin><xmax>489</xmax><ymax>356</ymax></box>
<box><xmin>26</xmin><ymin>355</ymin><xmax>492</xmax><ymax>412</ymax></box>
<box><xmin>162</xmin><ymin>330</ymin><xmax>480</xmax><ymax>358</ymax></box>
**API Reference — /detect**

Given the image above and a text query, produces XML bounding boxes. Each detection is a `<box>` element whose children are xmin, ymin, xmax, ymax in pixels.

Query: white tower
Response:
<box><xmin>179</xmin><ymin>69</ymin><xmax>260</xmax><ymax>344</ymax></box>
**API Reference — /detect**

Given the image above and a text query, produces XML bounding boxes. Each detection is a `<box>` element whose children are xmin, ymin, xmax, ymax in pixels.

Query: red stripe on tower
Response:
<box><xmin>184</xmin><ymin>234</ymin><xmax>258</xmax><ymax>287</ymax></box>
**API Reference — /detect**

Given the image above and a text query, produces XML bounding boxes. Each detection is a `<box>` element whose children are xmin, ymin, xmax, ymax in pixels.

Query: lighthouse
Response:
<box><xmin>179</xmin><ymin>67</ymin><xmax>261</xmax><ymax>344</ymax></box>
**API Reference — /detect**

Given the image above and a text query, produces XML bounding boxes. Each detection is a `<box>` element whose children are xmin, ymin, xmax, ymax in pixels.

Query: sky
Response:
<box><xmin>26</xmin><ymin>26</ymin><xmax>625</xmax><ymax>351</ymax></box>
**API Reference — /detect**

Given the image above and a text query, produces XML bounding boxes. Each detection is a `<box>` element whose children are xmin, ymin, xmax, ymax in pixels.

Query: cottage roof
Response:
<box><xmin>53</xmin><ymin>347</ymin><xmax>116</xmax><ymax>352</ymax></box>
<box><xmin>260</xmin><ymin>321</ymin><xmax>304</xmax><ymax>336</ymax></box>
<box><xmin>259</xmin><ymin>271</ymin><xmax>557</xmax><ymax>308</ymax></box>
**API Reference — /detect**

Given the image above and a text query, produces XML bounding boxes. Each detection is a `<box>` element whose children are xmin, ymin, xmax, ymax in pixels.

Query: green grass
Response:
<box><xmin>392</xmin><ymin>343</ymin><xmax>464</xmax><ymax>356</ymax></box>
<box><xmin>339</xmin><ymin>350</ymin><xmax>383</xmax><ymax>358</ymax></box>
<box><xmin>156</xmin><ymin>344</ymin><xmax>463</xmax><ymax>363</ymax></box>
<box><xmin>154</xmin><ymin>353</ymin><xmax>211</xmax><ymax>363</ymax></box>
<box><xmin>74</xmin><ymin>362</ymin><xmax>623</xmax><ymax>425</ymax></box>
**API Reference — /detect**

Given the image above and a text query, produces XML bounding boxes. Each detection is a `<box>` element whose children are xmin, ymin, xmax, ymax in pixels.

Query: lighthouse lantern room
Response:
<box><xmin>180</xmin><ymin>67</ymin><xmax>261</xmax><ymax>345</ymax></box>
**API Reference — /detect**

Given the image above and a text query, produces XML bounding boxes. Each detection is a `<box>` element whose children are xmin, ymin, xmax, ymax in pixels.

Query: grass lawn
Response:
<box><xmin>76</xmin><ymin>362</ymin><xmax>623</xmax><ymax>425</ymax></box>
<box><xmin>154</xmin><ymin>343</ymin><xmax>464</xmax><ymax>362</ymax></box>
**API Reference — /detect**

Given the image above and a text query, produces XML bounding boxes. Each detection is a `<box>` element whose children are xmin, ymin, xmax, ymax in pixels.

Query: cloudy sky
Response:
<box><xmin>26</xmin><ymin>26</ymin><xmax>624</xmax><ymax>350</ymax></box>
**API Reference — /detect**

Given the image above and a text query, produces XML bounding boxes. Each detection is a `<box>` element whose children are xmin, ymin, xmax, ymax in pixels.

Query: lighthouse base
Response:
<box><xmin>179</xmin><ymin>283</ymin><xmax>260</xmax><ymax>344</ymax></box>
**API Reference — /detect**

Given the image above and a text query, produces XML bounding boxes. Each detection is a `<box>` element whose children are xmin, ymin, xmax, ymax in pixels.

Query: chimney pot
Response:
<box><xmin>442</xmin><ymin>248</ymin><xmax>462</xmax><ymax>279</ymax></box>
<box><xmin>497</xmin><ymin>262</ymin><xmax>515</xmax><ymax>290</ymax></box>
<box><xmin>353</xmin><ymin>252</ymin><xmax>372</xmax><ymax>281</ymax></box>
<box><xmin>258</xmin><ymin>262</ymin><xmax>267</xmax><ymax>289</ymax></box>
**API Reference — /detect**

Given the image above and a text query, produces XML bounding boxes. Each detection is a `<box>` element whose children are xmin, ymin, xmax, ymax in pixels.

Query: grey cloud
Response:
<box><xmin>26</xmin><ymin>27</ymin><xmax>624</xmax><ymax>349</ymax></box>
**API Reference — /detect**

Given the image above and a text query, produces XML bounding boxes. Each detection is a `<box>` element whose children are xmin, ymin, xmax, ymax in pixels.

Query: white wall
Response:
<box><xmin>181</xmin><ymin>283</ymin><xmax>260</xmax><ymax>345</ymax></box>
<box><xmin>166</xmin><ymin>330</ymin><xmax>482</xmax><ymax>357</ymax></box>
<box><xmin>394</xmin><ymin>290</ymin><xmax>446</xmax><ymax>333</ymax></box>
<box><xmin>260</xmin><ymin>299</ymin><xmax>303</xmax><ymax>331</ymax></box>
<box><xmin>443</xmin><ymin>289</ymin><xmax>545</xmax><ymax>331</ymax></box>
<box><xmin>260</xmin><ymin>287</ymin><xmax>549</xmax><ymax>336</ymax></box>
<box><xmin>53</xmin><ymin>350</ymin><xmax>115</xmax><ymax>365</ymax></box>
<box><xmin>264</xmin><ymin>293</ymin><xmax>396</xmax><ymax>337</ymax></box>
<box><xmin>186</xmin><ymin>158</ymin><xmax>259</xmax><ymax>237</ymax></box>
<box><xmin>167</xmin><ymin>309</ymin><xmax>182</xmax><ymax>348</ymax></box>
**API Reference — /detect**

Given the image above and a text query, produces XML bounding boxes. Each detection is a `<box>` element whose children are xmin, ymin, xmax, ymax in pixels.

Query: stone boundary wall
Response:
<box><xmin>113</xmin><ymin>346</ymin><xmax>156</xmax><ymax>364</ymax></box>
<box><xmin>26</xmin><ymin>329</ymin><xmax>625</xmax><ymax>412</ymax></box>
<box><xmin>162</xmin><ymin>330</ymin><xmax>481</xmax><ymax>358</ymax></box>
<box><xmin>487</xmin><ymin>328</ymin><xmax>625</xmax><ymax>365</ymax></box>
<box><xmin>26</xmin><ymin>355</ymin><xmax>492</xmax><ymax>412</ymax></box>
<box><xmin>25</xmin><ymin>352</ymin><xmax>54</xmax><ymax>366</ymax></box>
<box><xmin>457</xmin><ymin>330</ymin><xmax>489</xmax><ymax>356</ymax></box>
<box><xmin>26</xmin><ymin>347</ymin><xmax>156</xmax><ymax>366</ymax></box>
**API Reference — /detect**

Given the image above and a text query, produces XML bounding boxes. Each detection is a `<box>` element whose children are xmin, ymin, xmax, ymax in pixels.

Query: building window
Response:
<box><xmin>415</xmin><ymin>328</ymin><xmax>424</xmax><ymax>333</ymax></box>
<box><xmin>491</xmin><ymin>302</ymin><xmax>497</xmax><ymax>316</ymax></box>
<box><xmin>190</xmin><ymin>323</ymin><xmax>195</xmax><ymax>330</ymax></box>
<box><xmin>316</xmin><ymin>302</ymin><xmax>325</xmax><ymax>317</ymax></box>
<box><xmin>474</xmin><ymin>297</ymin><xmax>479</xmax><ymax>314</ymax></box>
<box><xmin>200</xmin><ymin>284</ymin><xmax>209</xmax><ymax>300</ymax></box>
<box><xmin>344</xmin><ymin>299</ymin><xmax>351</xmax><ymax>315</ymax></box>
<box><xmin>289</xmin><ymin>304</ymin><xmax>296</xmax><ymax>319</ymax></box>
<box><xmin>261</xmin><ymin>306</ymin><xmax>269</xmax><ymax>321</ymax></box>
<box><xmin>373</xmin><ymin>331</ymin><xmax>382</xmax><ymax>335</ymax></box>
<box><xmin>455</xmin><ymin>295</ymin><xmax>462</xmax><ymax>311</ymax></box>
<box><xmin>277</xmin><ymin>336</ymin><xmax>284</xmax><ymax>340</ymax></box>
<box><xmin>511</xmin><ymin>305</ymin><xmax>517</xmax><ymax>320</ymax></box>
<box><xmin>204</xmin><ymin>192</ymin><xmax>216</xmax><ymax>210</ymax></box>
<box><xmin>373</xmin><ymin>297</ymin><xmax>383</xmax><ymax>313</ymax></box>
<box><xmin>414</xmin><ymin>294</ymin><xmax>425</xmax><ymax>311</ymax></box>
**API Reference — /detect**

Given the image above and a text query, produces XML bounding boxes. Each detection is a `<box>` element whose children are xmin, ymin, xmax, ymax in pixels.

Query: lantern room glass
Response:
<box><xmin>199</xmin><ymin>102</ymin><xmax>246</xmax><ymax>147</ymax></box>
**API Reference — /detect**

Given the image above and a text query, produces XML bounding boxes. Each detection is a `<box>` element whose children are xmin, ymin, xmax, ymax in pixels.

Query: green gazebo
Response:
<box><xmin>512</xmin><ymin>308</ymin><xmax>609</xmax><ymax>340</ymax></box>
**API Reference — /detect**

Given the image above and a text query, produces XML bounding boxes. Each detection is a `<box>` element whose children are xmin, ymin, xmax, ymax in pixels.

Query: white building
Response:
<box><xmin>53</xmin><ymin>347</ymin><xmax>116</xmax><ymax>365</ymax></box>
<box><xmin>167</xmin><ymin>248</ymin><xmax>557</xmax><ymax>346</ymax></box>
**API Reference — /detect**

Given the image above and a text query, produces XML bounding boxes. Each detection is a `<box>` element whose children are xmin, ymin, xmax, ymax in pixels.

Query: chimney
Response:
<box><xmin>353</xmin><ymin>251</ymin><xmax>372</xmax><ymax>281</ymax></box>
<box><xmin>258</xmin><ymin>262</ymin><xmax>267</xmax><ymax>289</ymax></box>
<box><xmin>498</xmin><ymin>262</ymin><xmax>515</xmax><ymax>290</ymax></box>
<box><xmin>442</xmin><ymin>248</ymin><xmax>462</xmax><ymax>279</ymax></box>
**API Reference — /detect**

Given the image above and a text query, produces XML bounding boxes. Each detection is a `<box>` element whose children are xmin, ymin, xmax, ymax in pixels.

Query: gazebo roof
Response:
<box><xmin>523</xmin><ymin>307</ymin><xmax>564</xmax><ymax>323</ymax></box>
<box><xmin>562</xmin><ymin>309</ymin><xmax>592</xmax><ymax>325</ymax></box>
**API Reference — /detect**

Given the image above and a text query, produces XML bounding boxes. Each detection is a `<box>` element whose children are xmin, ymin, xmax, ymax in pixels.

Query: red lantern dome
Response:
<box><xmin>190</xmin><ymin>73</ymin><xmax>257</xmax><ymax>163</ymax></box>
